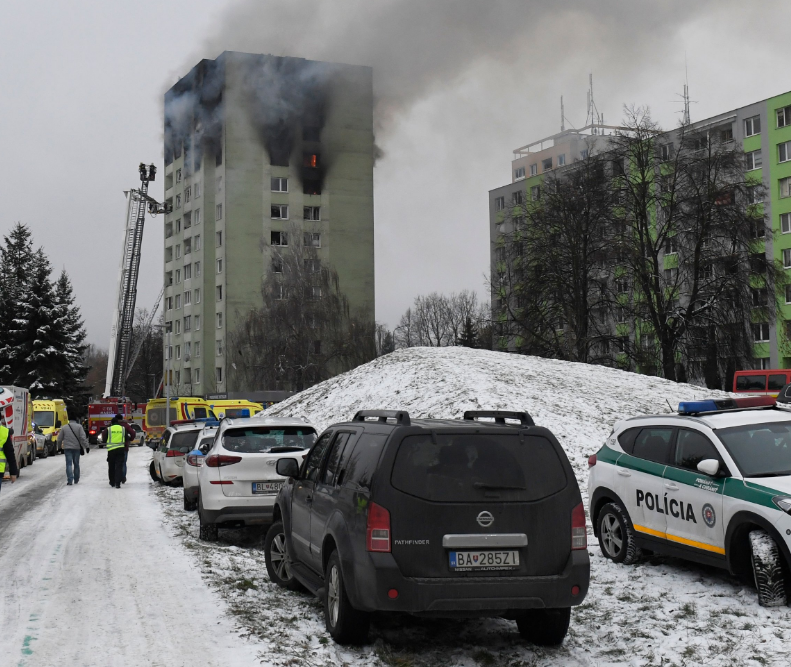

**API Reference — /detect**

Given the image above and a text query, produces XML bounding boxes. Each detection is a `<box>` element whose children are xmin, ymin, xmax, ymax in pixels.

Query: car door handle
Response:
<box><xmin>665</xmin><ymin>483</ymin><xmax>679</xmax><ymax>490</ymax></box>
<box><xmin>617</xmin><ymin>469</ymin><xmax>631</xmax><ymax>477</ymax></box>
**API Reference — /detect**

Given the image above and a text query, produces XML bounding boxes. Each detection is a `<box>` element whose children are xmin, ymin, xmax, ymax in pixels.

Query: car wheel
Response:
<box><xmin>183</xmin><ymin>494</ymin><xmax>197</xmax><ymax>512</ymax></box>
<box><xmin>324</xmin><ymin>550</ymin><xmax>369</xmax><ymax>644</ymax></box>
<box><xmin>597</xmin><ymin>502</ymin><xmax>642</xmax><ymax>565</ymax></box>
<box><xmin>265</xmin><ymin>522</ymin><xmax>303</xmax><ymax>591</ymax></box>
<box><xmin>39</xmin><ymin>444</ymin><xmax>48</xmax><ymax>459</ymax></box>
<box><xmin>149</xmin><ymin>460</ymin><xmax>160</xmax><ymax>482</ymax></box>
<box><xmin>198</xmin><ymin>502</ymin><xmax>218</xmax><ymax>542</ymax></box>
<box><xmin>516</xmin><ymin>608</ymin><xmax>571</xmax><ymax>645</ymax></box>
<box><xmin>749</xmin><ymin>530</ymin><xmax>787</xmax><ymax>607</ymax></box>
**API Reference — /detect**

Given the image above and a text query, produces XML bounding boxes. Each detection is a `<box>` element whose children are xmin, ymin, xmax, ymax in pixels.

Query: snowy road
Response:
<box><xmin>0</xmin><ymin>446</ymin><xmax>261</xmax><ymax>667</ymax></box>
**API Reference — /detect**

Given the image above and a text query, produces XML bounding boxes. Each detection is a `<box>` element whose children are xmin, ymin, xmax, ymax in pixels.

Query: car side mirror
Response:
<box><xmin>276</xmin><ymin>458</ymin><xmax>300</xmax><ymax>479</ymax></box>
<box><xmin>697</xmin><ymin>459</ymin><xmax>720</xmax><ymax>477</ymax></box>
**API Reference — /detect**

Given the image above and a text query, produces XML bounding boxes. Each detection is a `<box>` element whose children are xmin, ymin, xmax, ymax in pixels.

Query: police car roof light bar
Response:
<box><xmin>677</xmin><ymin>396</ymin><xmax>776</xmax><ymax>415</ymax></box>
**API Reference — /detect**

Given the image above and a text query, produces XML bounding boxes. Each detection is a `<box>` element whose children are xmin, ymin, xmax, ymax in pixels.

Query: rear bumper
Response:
<box><xmin>350</xmin><ymin>550</ymin><xmax>590</xmax><ymax>615</ymax></box>
<box><xmin>184</xmin><ymin>485</ymin><xmax>200</xmax><ymax>502</ymax></box>
<box><xmin>200</xmin><ymin>504</ymin><xmax>274</xmax><ymax>526</ymax></box>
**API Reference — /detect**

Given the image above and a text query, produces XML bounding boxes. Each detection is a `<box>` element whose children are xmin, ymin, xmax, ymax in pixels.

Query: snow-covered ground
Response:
<box><xmin>157</xmin><ymin>346</ymin><xmax>787</xmax><ymax>667</ymax></box>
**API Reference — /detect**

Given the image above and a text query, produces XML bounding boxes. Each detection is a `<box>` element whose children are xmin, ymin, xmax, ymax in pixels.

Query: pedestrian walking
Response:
<box><xmin>116</xmin><ymin>416</ymin><xmax>136</xmax><ymax>484</ymax></box>
<box><xmin>0</xmin><ymin>413</ymin><xmax>19</xmax><ymax>493</ymax></box>
<box><xmin>57</xmin><ymin>417</ymin><xmax>89</xmax><ymax>486</ymax></box>
<box><xmin>101</xmin><ymin>415</ymin><xmax>130</xmax><ymax>489</ymax></box>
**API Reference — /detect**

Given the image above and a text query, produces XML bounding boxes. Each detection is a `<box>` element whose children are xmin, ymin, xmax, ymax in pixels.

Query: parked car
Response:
<box><xmin>183</xmin><ymin>424</ymin><xmax>219</xmax><ymax>511</ymax></box>
<box><xmin>265</xmin><ymin>409</ymin><xmax>590</xmax><ymax>646</ymax></box>
<box><xmin>31</xmin><ymin>423</ymin><xmax>48</xmax><ymax>459</ymax></box>
<box><xmin>149</xmin><ymin>423</ymin><xmax>204</xmax><ymax>485</ymax></box>
<box><xmin>197</xmin><ymin>415</ymin><xmax>317</xmax><ymax>541</ymax></box>
<box><xmin>130</xmin><ymin>423</ymin><xmax>145</xmax><ymax>446</ymax></box>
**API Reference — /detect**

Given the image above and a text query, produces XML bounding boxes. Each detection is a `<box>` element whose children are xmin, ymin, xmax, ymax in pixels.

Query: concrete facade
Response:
<box><xmin>163</xmin><ymin>52</ymin><xmax>375</xmax><ymax>395</ymax></box>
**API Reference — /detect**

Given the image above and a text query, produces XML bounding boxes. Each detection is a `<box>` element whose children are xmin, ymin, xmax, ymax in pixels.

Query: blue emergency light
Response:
<box><xmin>678</xmin><ymin>396</ymin><xmax>775</xmax><ymax>415</ymax></box>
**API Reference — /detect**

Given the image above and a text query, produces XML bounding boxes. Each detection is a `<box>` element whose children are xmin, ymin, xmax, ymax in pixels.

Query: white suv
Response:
<box><xmin>183</xmin><ymin>424</ymin><xmax>218</xmax><ymax>511</ymax></box>
<box><xmin>197</xmin><ymin>415</ymin><xmax>316</xmax><ymax>541</ymax></box>
<box><xmin>150</xmin><ymin>423</ymin><xmax>204</xmax><ymax>485</ymax></box>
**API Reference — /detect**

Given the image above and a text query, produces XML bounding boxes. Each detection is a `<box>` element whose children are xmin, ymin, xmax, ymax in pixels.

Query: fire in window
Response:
<box><xmin>303</xmin><ymin>153</ymin><xmax>320</xmax><ymax>168</ymax></box>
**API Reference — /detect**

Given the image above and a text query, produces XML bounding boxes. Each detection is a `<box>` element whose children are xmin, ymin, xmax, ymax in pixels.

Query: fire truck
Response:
<box><xmin>87</xmin><ymin>399</ymin><xmax>132</xmax><ymax>445</ymax></box>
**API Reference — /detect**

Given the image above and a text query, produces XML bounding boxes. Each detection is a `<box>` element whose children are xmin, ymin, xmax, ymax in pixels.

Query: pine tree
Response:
<box><xmin>458</xmin><ymin>316</ymin><xmax>479</xmax><ymax>348</ymax></box>
<box><xmin>54</xmin><ymin>270</ymin><xmax>89</xmax><ymax>409</ymax></box>
<box><xmin>0</xmin><ymin>224</ymin><xmax>35</xmax><ymax>383</ymax></box>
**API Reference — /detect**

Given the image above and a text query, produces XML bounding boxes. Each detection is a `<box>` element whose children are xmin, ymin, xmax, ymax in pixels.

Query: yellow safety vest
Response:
<box><xmin>0</xmin><ymin>425</ymin><xmax>9</xmax><ymax>474</ymax></box>
<box><xmin>106</xmin><ymin>424</ymin><xmax>126</xmax><ymax>451</ymax></box>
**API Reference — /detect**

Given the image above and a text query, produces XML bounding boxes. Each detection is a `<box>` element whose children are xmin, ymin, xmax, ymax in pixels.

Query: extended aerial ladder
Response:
<box><xmin>104</xmin><ymin>164</ymin><xmax>169</xmax><ymax>398</ymax></box>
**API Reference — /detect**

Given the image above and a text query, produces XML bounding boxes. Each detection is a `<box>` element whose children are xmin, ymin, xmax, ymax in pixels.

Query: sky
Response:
<box><xmin>1</xmin><ymin>0</ymin><xmax>790</xmax><ymax>347</ymax></box>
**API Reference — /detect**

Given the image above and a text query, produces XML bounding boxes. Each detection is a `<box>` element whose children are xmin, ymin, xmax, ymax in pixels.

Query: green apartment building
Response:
<box><xmin>489</xmin><ymin>89</ymin><xmax>791</xmax><ymax>372</ymax></box>
<box><xmin>163</xmin><ymin>52</ymin><xmax>375</xmax><ymax>395</ymax></box>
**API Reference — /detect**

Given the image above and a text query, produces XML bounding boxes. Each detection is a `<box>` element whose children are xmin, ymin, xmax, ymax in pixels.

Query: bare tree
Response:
<box><xmin>394</xmin><ymin>290</ymin><xmax>489</xmax><ymax>348</ymax></box>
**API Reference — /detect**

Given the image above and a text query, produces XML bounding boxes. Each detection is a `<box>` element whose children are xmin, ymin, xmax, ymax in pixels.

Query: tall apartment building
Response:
<box><xmin>162</xmin><ymin>51</ymin><xmax>375</xmax><ymax>396</ymax></box>
<box><xmin>489</xmin><ymin>89</ymin><xmax>791</xmax><ymax>371</ymax></box>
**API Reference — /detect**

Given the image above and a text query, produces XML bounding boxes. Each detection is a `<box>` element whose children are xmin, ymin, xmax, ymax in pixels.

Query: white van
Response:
<box><xmin>0</xmin><ymin>386</ymin><xmax>35</xmax><ymax>474</ymax></box>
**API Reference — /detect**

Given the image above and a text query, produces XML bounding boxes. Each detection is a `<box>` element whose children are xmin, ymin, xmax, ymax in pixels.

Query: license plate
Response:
<box><xmin>252</xmin><ymin>481</ymin><xmax>283</xmax><ymax>494</ymax></box>
<box><xmin>449</xmin><ymin>550</ymin><xmax>520</xmax><ymax>570</ymax></box>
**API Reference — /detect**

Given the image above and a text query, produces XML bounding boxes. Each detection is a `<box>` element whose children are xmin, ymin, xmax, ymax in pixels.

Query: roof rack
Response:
<box><xmin>463</xmin><ymin>411</ymin><xmax>535</xmax><ymax>426</ymax></box>
<box><xmin>352</xmin><ymin>410</ymin><xmax>411</xmax><ymax>426</ymax></box>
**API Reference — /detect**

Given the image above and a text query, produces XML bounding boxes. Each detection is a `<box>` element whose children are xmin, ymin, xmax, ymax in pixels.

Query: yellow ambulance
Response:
<box><xmin>144</xmin><ymin>397</ymin><xmax>217</xmax><ymax>445</ymax></box>
<box><xmin>32</xmin><ymin>399</ymin><xmax>69</xmax><ymax>456</ymax></box>
<box><xmin>207</xmin><ymin>399</ymin><xmax>264</xmax><ymax>419</ymax></box>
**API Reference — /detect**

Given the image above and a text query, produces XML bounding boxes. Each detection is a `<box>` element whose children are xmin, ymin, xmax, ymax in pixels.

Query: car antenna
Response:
<box><xmin>666</xmin><ymin>399</ymin><xmax>675</xmax><ymax>414</ymax></box>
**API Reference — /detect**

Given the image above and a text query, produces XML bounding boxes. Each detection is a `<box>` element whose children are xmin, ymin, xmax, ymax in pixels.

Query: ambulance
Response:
<box><xmin>144</xmin><ymin>397</ymin><xmax>216</xmax><ymax>446</ymax></box>
<box><xmin>206</xmin><ymin>399</ymin><xmax>263</xmax><ymax>419</ymax></box>
<box><xmin>32</xmin><ymin>398</ymin><xmax>69</xmax><ymax>455</ymax></box>
<box><xmin>1</xmin><ymin>386</ymin><xmax>35</xmax><ymax>475</ymax></box>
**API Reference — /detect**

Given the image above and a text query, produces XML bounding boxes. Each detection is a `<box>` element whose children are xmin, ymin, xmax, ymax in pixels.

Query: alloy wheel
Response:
<box><xmin>270</xmin><ymin>534</ymin><xmax>291</xmax><ymax>581</ymax></box>
<box><xmin>327</xmin><ymin>565</ymin><xmax>340</xmax><ymax>627</ymax></box>
<box><xmin>601</xmin><ymin>513</ymin><xmax>623</xmax><ymax>558</ymax></box>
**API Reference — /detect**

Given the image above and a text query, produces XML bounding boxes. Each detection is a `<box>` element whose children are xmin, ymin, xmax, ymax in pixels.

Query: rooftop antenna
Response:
<box><xmin>588</xmin><ymin>73</ymin><xmax>602</xmax><ymax>135</ymax></box>
<box><xmin>682</xmin><ymin>55</ymin><xmax>691</xmax><ymax>125</ymax></box>
<box><xmin>561</xmin><ymin>96</ymin><xmax>565</xmax><ymax>132</ymax></box>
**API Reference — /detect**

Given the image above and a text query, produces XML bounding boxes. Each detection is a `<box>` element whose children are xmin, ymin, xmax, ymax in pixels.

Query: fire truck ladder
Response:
<box><xmin>104</xmin><ymin>164</ymin><xmax>165</xmax><ymax>398</ymax></box>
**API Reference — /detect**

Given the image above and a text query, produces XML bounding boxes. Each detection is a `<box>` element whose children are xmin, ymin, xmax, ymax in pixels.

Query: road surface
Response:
<box><xmin>0</xmin><ymin>445</ymin><xmax>261</xmax><ymax>666</ymax></box>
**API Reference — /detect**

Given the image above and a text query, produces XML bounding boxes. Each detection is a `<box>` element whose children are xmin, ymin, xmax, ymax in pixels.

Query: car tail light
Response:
<box><xmin>588</xmin><ymin>454</ymin><xmax>597</xmax><ymax>467</ymax></box>
<box><xmin>209</xmin><ymin>480</ymin><xmax>233</xmax><ymax>485</ymax></box>
<box><xmin>89</xmin><ymin>430</ymin><xmax>96</xmax><ymax>435</ymax></box>
<box><xmin>205</xmin><ymin>454</ymin><xmax>242</xmax><ymax>467</ymax></box>
<box><xmin>366</xmin><ymin>502</ymin><xmax>391</xmax><ymax>553</ymax></box>
<box><xmin>571</xmin><ymin>502</ymin><xmax>587</xmax><ymax>550</ymax></box>
<box><xmin>166</xmin><ymin>450</ymin><xmax>186</xmax><ymax>458</ymax></box>
<box><xmin>186</xmin><ymin>454</ymin><xmax>204</xmax><ymax>467</ymax></box>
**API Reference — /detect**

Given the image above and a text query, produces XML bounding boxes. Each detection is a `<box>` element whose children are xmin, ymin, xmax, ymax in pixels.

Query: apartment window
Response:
<box><xmin>183</xmin><ymin>212</ymin><xmax>192</xmax><ymax>229</ymax></box>
<box><xmin>778</xmin><ymin>106</ymin><xmax>791</xmax><ymax>128</ymax></box>
<box><xmin>753</xmin><ymin>323</ymin><xmax>770</xmax><ymax>342</ymax></box>
<box><xmin>512</xmin><ymin>190</ymin><xmax>523</xmax><ymax>205</ymax></box>
<box><xmin>304</xmin><ymin>258</ymin><xmax>321</xmax><ymax>273</ymax></box>
<box><xmin>184</xmin><ymin>264</ymin><xmax>192</xmax><ymax>279</ymax></box>
<box><xmin>274</xmin><ymin>284</ymin><xmax>286</xmax><ymax>300</ymax></box>
<box><xmin>194</xmin><ymin>368</ymin><xmax>201</xmax><ymax>384</ymax></box>
<box><xmin>313</xmin><ymin>340</ymin><xmax>322</xmax><ymax>355</ymax></box>
<box><xmin>176</xmin><ymin>168</ymin><xmax>182</xmax><ymax>183</ymax></box>
<box><xmin>175</xmin><ymin>320</ymin><xmax>181</xmax><ymax>334</ymax></box>
<box><xmin>165</xmin><ymin>344</ymin><xmax>172</xmax><ymax>358</ymax></box>
<box><xmin>216</xmin><ymin>367</ymin><xmax>223</xmax><ymax>383</ymax></box>
<box><xmin>165</xmin><ymin>222</ymin><xmax>173</xmax><ymax>238</ymax></box>
<box><xmin>580</xmin><ymin>149</ymin><xmax>589</xmax><ymax>159</ymax></box>
<box><xmin>216</xmin><ymin>312</ymin><xmax>223</xmax><ymax>328</ymax></box>
<box><xmin>303</xmin><ymin>126</ymin><xmax>321</xmax><ymax>141</ymax></box>
<box><xmin>752</xmin><ymin>287</ymin><xmax>769</xmax><ymax>308</ymax></box>
<box><xmin>216</xmin><ymin>231</ymin><xmax>222</xmax><ymax>247</ymax></box>
<box><xmin>215</xmin><ymin>148</ymin><xmax>222</xmax><ymax>166</ymax></box>
<box><xmin>304</xmin><ymin>232</ymin><xmax>321</xmax><ymax>248</ymax></box>
<box><xmin>557</xmin><ymin>154</ymin><xmax>566</xmax><ymax>166</ymax></box>
<box><xmin>195</xmin><ymin>288</ymin><xmax>201</xmax><ymax>304</ymax></box>
<box><xmin>175</xmin><ymin>244</ymin><xmax>181</xmax><ymax>259</ymax></box>
<box><xmin>194</xmin><ymin>182</ymin><xmax>201</xmax><ymax>198</ymax></box>
<box><xmin>195</xmin><ymin>261</ymin><xmax>201</xmax><ymax>277</ymax></box>
<box><xmin>781</xmin><ymin>177</ymin><xmax>791</xmax><ymax>199</ymax></box>
<box><xmin>175</xmin><ymin>194</ymin><xmax>182</xmax><ymax>209</ymax></box>
<box><xmin>746</xmin><ymin>186</ymin><xmax>760</xmax><ymax>205</ymax></box>
<box><xmin>745</xmin><ymin>150</ymin><xmax>762</xmax><ymax>171</ymax></box>
<box><xmin>744</xmin><ymin>116</ymin><xmax>761</xmax><ymax>137</ymax></box>
<box><xmin>530</xmin><ymin>186</ymin><xmax>540</xmax><ymax>201</ymax></box>
<box><xmin>175</xmin><ymin>269</ymin><xmax>181</xmax><ymax>284</ymax></box>
<box><xmin>184</xmin><ymin>315</ymin><xmax>191</xmax><ymax>332</ymax></box>
<box><xmin>216</xmin><ymin>285</ymin><xmax>223</xmax><ymax>301</ymax></box>
<box><xmin>165</xmin><ymin>246</ymin><xmax>173</xmax><ymax>262</ymax></box>
<box><xmin>184</xmin><ymin>186</ymin><xmax>191</xmax><ymax>203</ymax></box>
<box><xmin>194</xmin><ymin>235</ymin><xmax>201</xmax><ymax>251</ymax></box>
<box><xmin>175</xmin><ymin>346</ymin><xmax>181</xmax><ymax>360</ymax></box>
<box><xmin>183</xmin><ymin>368</ymin><xmax>192</xmax><ymax>384</ymax></box>
<box><xmin>514</xmin><ymin>166</ymin><xmax>525</xmax><ymax>179</ymax></box>
<box><xmin>304</xmin><ymin>206</ymin><xmax>321</xmax><ymax>221</ymax></box>
<box><xmin>215</xmin><ymin>203</ymin><xmax>223</xmax><ymax>220</ymax></box>
<box><xmin>783</xmin><ymin>248</ymin><xmax>791</xmax><ymax>268</ymax></box>
<box><xmin>720</xmin><ymin>127</ymin><xmax>733</xmax><ymax>142</ymax></box>
<box><xmin>750</xmin><ymin>219</ymin><xmax>766</xmax><ymax>239</ymax></box>
<box><xmin>779</xmin><ymin>141</ymin><xmax>791</xmax><ymax>164</ymax></box>
<box><xmin>166</xmin><ymin>296</ymin><xmax>173</xmax><ymax>311</ymax></box>
<box><xmin>216</xmin><ymin>339</ymin><xmax>223</xmax><ymax>356</ymax></box>
<box><xmin>184</xmin><ymin>238</ymin><xmax>191</xmax><ymax>254</ymax></box>
<box><xmin>176</xmin><ymin>219</ymin><xmax>181</xmax><ymax>234</ymax></box>
<box><xmin>194</xmin><ymin>315</ymin><xmax>201</xmax><ymax>330</ymax></box>
<box><xmin>665</xmin><ymin>236</ymin><xmax>678</xmax><ymax>255</ymax></box>
<box><xmin>216</xmin><ymin>259</ymin><xmax>223</xmax><ymax>274</ymax></box>
<box><xmin>663</xmin><ymin>268</ymin><xmax>677</xmax><ymax>283</ymax></box>
<box><xmin>616</xmin><ymin>280</ymin><xmax>630</xmax><ymax>294</ymax></box>
<box><xmin>175</xmin><ymin>294</ymin><xmax>181</xmax><ymax>309</ymax></box>
<box><xmin>272</xmin><ymin>257</ymin><xmax>283</xmax><ymax>273</ymax></box>
<box><xmin>530</xmin><ymin>164</ymin><xmax>537</xmax><ymax>176</ymax></box>
<box><xmin>166</xmin><ymin>271</ymin><xmax>173</xmax><ymax>286</ymax></box>
<box><xmin>194</xmin><ymin>208</ymin><xmax>201</xmax><ymax>225</ymax></box>
<box><xmin>271</xmin><ymin>205</ymin><xmax>289</xmax><ymax>219</ymax></box>
<box><xmin>271</xmin><ymin>177</ymin><xmax>288</xmax><ymax>192</ymax></box>
<box><xmin>271</xmin><ymin>231</ymin><xmax>288</xmax><ymax>246</ymax></box>
<box><xmin>184</xmin><ymin>290</ymin><xmax>191</xmax><ymax>305</ymax></box>
<box><xmin>304</xmin><ymin>153</ymin><xmax>320</xmax><ymax>168</ymax></box>
<box><xmin>660</xmin><ymin>143</ymin><xmax>673</xmax><ymax>162</ymax></box>
<box><xmin>542</xmin><ymin>157</ymin><xmax>552</xmax><ymax>172</ymax></box>
<box><xmin>691</xmin><ymin>136</ymin><xmax>708</xmax><ymax>151</ymax></box>
<box><xmin>782</xmin><ymin>213</ymin><xmax>791</xmax><ymax>234</ymax></box>
<box><xmin>494</xmin><ymin>197</ymin><xmax>505</xmax><ymax>211</ymax></box>
<box><xmin>303</xmin><ymin>179</ymin><xmax>321</xmax><ymax>195</ymax></box>
<box><xmin>165</xmin><ymin>322</ymin><xmax>172</xmax><ymax>334</ymax></box>
<box><xmin>195</xmin><ymin>341</ymin><xmax>201</xmax><ymax>358</ymax></box>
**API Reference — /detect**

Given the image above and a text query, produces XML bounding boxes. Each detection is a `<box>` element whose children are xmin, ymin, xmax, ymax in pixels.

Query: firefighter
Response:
<box><xmin>101</xmin><ymin>415</ymin><xmax>128</xmax><ymax>489</ymax></box>
<box><xmin>0</xmin><ymin>413</ymin><xmax>19</xmax><ymax>492</ymax></box>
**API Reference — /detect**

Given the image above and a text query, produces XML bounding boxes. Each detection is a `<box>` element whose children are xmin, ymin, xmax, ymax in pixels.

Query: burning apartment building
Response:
<box><xmin>162</xmin><ymin>51</ymin><xmax>375</xmax><ymax>397</ymax></box>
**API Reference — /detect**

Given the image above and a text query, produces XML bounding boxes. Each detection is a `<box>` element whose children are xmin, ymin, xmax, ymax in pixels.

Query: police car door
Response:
<box><xmin>662</xmin><ymin>428</ymin><xmax>725</xmax><ymax>557</ymax></box>
<box><xmin>618</xmin><ymin>427</ymin><xmax>673</xmax><ymax>540</ymax></box>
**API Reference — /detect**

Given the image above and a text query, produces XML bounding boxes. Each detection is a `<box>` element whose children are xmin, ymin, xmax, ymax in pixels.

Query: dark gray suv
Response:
<box><xmin>265</xmin><ymin>410</ymin><xmax>589</xmax><ymax>645</ymax></box>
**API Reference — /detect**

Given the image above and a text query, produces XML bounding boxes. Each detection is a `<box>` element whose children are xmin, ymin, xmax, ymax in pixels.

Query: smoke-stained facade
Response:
<box><xmin>162</xmin><ymin>51</ymin><xmax>375</xmax><ymax>395</ymax></box>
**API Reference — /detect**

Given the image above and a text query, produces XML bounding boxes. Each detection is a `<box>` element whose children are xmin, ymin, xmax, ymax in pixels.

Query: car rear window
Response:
<box><xmin>147</xmin><ymin>408</ymin><xmax>166</xmax><ymax>426</ymax></box>
<box><xmin>391</xmin><ymin>433</ymin><xmax>567</xmax><ymax>502</ymax></box>
<box><xmin>223</xmin><ymin>427</ymin><xmax>317</xmax><ymax>454</ymax></box>
<box><xmin>169</xmin><ymin>431</ymin><xmax>200</xmax><ymax>452</ymax></box>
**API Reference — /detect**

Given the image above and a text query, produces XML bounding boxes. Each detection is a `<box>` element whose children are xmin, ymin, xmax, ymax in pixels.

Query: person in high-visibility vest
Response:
<box><xmin>101</xmin><ymin>415</ymin><xmax>129</xmax><ymax>489</ymax></box>
<box><xmin>0</xmin><ymin>413</ymin><xmax>20</xmax><ymax>492</ymax></box>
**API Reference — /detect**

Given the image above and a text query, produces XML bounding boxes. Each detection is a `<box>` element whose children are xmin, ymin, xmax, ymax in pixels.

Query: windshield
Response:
<box><xmin>717</xmin><ymin>422</ymin><xmax>791</xmax><ymax>477</ymax></box>
<box><xmin>147</xmin><ymin>407</ymin><xmax>166</xmax><ymax>427</ymax></box>
<box><xmin>169</xmin><ymin>431</ymin><xmax>200</xmax><ymax>452</ymax></box>
<box><xmin>223</xmin><ymin>427</ymin><xmax>317</xmax><ymax>454</ymax></box>
<box><xmin>33</xmin><ymin>411</ymin><xmax>55</xmax><ymax>427</ymax></box>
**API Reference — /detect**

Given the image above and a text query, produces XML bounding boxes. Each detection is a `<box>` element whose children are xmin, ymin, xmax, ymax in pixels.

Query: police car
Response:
<box><xmin>589</xmin><ymin>395</ymin><xmax>791</xmax><ymax>607</ymax></box>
